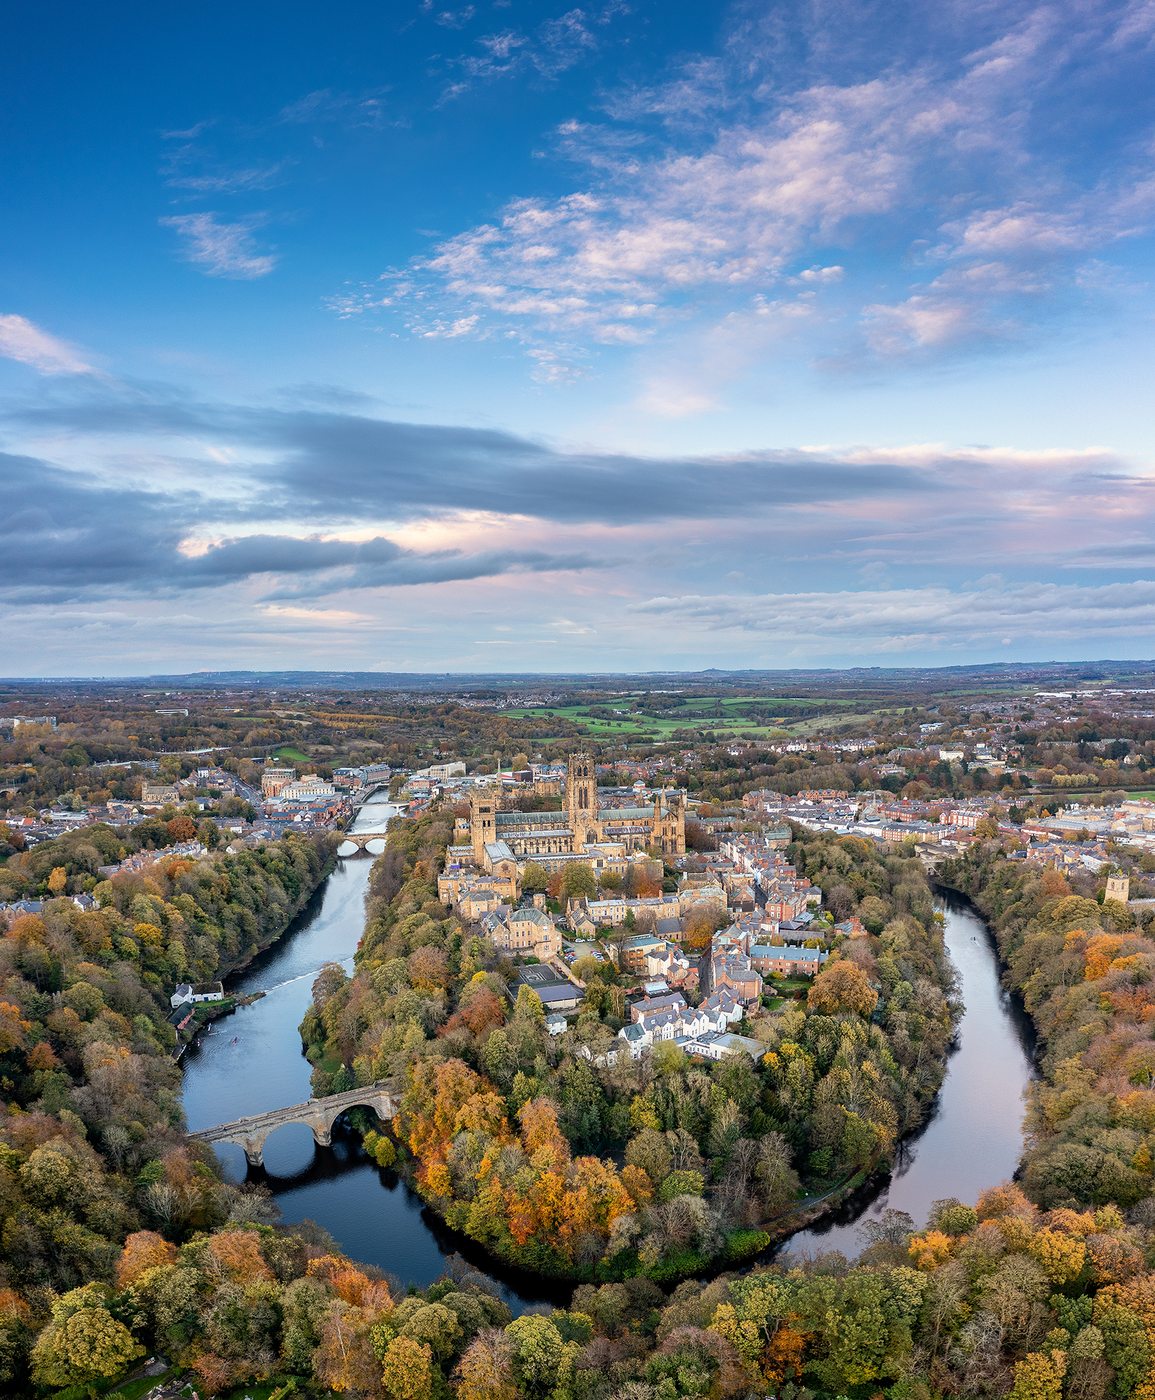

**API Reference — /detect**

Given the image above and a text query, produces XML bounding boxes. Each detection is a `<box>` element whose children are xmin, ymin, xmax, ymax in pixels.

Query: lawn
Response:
<box><xmin>55</xmin><ymin>1367</ymin><xmax>183</xmax><ymax>1400</ymax></box>
<box><xmin>273</xmin><ymin>745</ymin><xmax>311</xmax><ymax>763</ymax></box>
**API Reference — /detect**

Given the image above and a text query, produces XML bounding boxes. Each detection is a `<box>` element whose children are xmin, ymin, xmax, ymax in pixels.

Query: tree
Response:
<box><xmin>455</xmin><ymin>1329</ymin><xmax>518</xmax><ymax>1400</ymax></box>
<box><xmin>1009</xmin><ymin>1349</ymin><xmax>1067</xmax><ymax>1400</ymax></box>
<box><xmin>808</xmin><ymin>960</ymin><xmax>879</xmax><ymax>1018</ymax></box>
<box><xmin>505</xmin><ymin>1315</ymin><xmax>566</xmax><ymax>1399</ymax></box>
<box><xmin>561</xmin><ymin>863</ymin><xmax>597</xmax><ymax>902</ymax></box>
<box><xmin>521</xmin><ymin>863</ymin><xmax>549</xmax><ymax>895</ymax></box>
<box><xmin>381</xmin><ymin>1335</ymin><xmax>434</xmax><ymax>1400</ymax></box>
<box><xmin>47</xmin><ymin>865</ymin><xmax>68</xmax><ymax>896</ymax></box>
<box><xmin>30</xmin><ymin>1288</ymin><xmax>143</xmax><ymax>1397</ymax></box>
<box><xmin>163</xmin><ymin>814</ymin><xmax>196</xmax><ymax>842</ymax></box>
<box><xmin>115</xmin><ymin>1231</ymin><xmax>176</xmax><ymax>1287</ymax></box>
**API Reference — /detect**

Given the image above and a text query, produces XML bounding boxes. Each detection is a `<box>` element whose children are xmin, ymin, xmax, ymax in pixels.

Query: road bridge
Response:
<box><xmin>189</xmin><ymin>1082</ymin><xmax>398</xmax><ymax>1168</ymax></box>
<box><xmin>336</xmin><ymin>830</ymin><xmax>390</xmax><ymax>854</ymax></box>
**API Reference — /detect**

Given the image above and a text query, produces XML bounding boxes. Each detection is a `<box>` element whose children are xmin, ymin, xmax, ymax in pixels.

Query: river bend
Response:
<box><xmin>181</xmin><ymin>811</ymin><xmax>1034</xmax><ymax>1301</ymax></box>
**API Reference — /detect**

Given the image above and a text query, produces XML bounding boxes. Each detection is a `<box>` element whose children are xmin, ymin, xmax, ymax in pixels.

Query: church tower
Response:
<box><xmin>1106</xmin><ymin>872</ymin><xmax>1130</xmax><ymax>905</ymax></box>
<box><xmin>566</xmin><ymin>753</ymin><xmax>597</xmax><ymax>844</ymax></box>
<box><xmin>471</xmin><ymin>789</ymin><xmax>497</xmax><ymax>864</ymax></box>
<box><xmin>652</xmin><ymin>788</ymin><xmax>687</xmax><ymax>857</ymax></box>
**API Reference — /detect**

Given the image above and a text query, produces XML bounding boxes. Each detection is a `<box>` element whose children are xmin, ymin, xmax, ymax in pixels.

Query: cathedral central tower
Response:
<box><xmin>566</xmin><ymin>752</ymin><xmax>596</xmax><ymax>844</ymax></box>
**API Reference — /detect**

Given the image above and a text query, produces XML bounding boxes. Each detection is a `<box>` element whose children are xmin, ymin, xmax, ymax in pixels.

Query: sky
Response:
<box><xmin>4</xmin><ymin>0</ymin><xmax>1155</xmax><ymax>675</ymax></box>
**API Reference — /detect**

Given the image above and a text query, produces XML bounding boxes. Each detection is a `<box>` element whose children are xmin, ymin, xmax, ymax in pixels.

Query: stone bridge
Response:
<box><xmin>190</xmin><ymin>1082</ymin><xmax>399</xmax><ymax>1168</ymax></box>
<box><xmin>336</xmin><ymin>830</ymin><xmax>390</xmax><ymax>854</ymax></box>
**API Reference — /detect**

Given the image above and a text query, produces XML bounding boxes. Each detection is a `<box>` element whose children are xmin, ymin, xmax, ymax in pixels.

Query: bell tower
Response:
<box><xmin>566</xmin><ymin>753</ymin><xmax>597</xmax><ymax>843</ymax></box>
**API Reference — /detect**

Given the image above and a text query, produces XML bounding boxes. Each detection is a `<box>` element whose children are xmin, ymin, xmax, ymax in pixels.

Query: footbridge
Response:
<box><xmin>190</xmin><ymin>1082</ymin><xmax>399</xmax><ymax>1168</ymax></box>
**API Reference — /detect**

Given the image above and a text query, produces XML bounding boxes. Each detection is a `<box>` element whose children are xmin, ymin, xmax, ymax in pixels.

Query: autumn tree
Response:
<box><xmin>808</xmin><ymin>959</ymin><xmax>879</xmax><ymax>1017</ymax></box>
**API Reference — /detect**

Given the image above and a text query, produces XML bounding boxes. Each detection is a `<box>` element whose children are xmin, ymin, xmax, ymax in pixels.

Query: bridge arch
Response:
<box><xmin>192</xmin><ymin>1083</ymin><xmax>398</xmax><ymax>1169</ymax></box>
<box><xmin>336</xmin><ymin>831</ymin><xmax>390</xmax><ymax>857</ymax></box>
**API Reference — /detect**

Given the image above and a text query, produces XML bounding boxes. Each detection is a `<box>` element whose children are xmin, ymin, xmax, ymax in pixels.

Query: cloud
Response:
<box><xmin>438</xmin><ymin>3</ymin><xmax>625</xmax><ymax>97</ymax></box>
<box><xmin>275</xmin><ymin>88</ymin><xmax>390</xmax><ymax>129</ymax></box>
<box><xmin>340</xmin><ymin>0</ymin><xmax>1155</xmax><ymax>385</ymax></box>
<box><xmin>862</xmin><ymin>294</ymin><xmax>986</xmax><ymax>358</ymax></box>
<box><xmin>166</xmin><ymin>162</ymin><xmax>288</xmax><ymax>195</ymax></box>
<box><xmin>160</xmin><ymin>213</ymin><xmax>278</xmax><ymax>279</ymax></box>
<box><xmin>0</xmin><ymin>450</ymin><xmax>599</xmax><ymax>604</ymax></box>
<box><xmin>0</xmin><ymin>315</ymin><xmax>93</xmax><ymax>375</ymax></box>
<box><xmin>7</xmin><ymin>369</ymin><xmax>1155</xmax><ymax>666</ymax></box>
<box><xmin>628</xmin><ymin>578</ymin><xmax>1155</xmax><ymax>649</ymax></box>
<box><xmin>14</xmin><ymin>384</ymin><xmax>1148</xmax><ymax>542</ymax></box>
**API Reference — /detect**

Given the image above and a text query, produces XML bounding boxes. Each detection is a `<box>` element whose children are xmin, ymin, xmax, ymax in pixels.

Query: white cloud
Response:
<box><xmin>161</xmin><ymin>213</ymin><xmax>277</xmax><ymax>279</ymax></box>
<box><xmin>0</xmin><ymin>314</ymin><xmax>93</xmax><ymax>375</ymax></box>
<box><xmin>337</xmin><ymin>0</ymin><xmax>1155</xmax><ymax>389</ymax></box>
<box><xmin>862</xmin><ymin>294</ymin><xmax>983</xmax><ymax>357</ymax></box>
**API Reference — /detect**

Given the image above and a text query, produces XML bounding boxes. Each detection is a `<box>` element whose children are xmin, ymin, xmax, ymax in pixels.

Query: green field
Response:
<box><xmin>273</xmin><ymin>745</ymin><xmax>311</xmax><ymax>763</ymax></box>
<box><xmin>502</xmin><ymin>692</ymin><xmax>865</xmax><ymax>742</ymax></box>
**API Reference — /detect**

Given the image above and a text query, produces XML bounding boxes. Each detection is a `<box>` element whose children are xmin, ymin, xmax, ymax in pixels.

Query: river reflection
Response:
<box><xmin>183</xmin><ymin>808</ymin><xmax>1034</xmax><ymax>1300</ymax></box>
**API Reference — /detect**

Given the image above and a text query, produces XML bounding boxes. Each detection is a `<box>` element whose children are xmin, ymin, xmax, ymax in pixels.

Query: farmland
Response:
<box><xmin>500</xmin><ymin>692</ymin><xmax>867</xmax><ymax>742</ymax></box>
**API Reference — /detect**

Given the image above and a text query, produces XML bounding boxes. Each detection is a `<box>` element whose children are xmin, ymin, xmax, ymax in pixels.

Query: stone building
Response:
<box><xmin>465</xmin><ymin>753</ymin><xmax>686</xmax><ymax>869</ymax></box>
<box><xmin>481</xmin><ymin>905</ymin><xmax>562</xmax><ymax>960</ymax></box>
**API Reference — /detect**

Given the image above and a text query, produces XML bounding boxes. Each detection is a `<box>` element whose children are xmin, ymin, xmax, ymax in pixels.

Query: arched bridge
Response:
<box><xmin>336</xmin><ymin>830</ymin><xmax>390</xmax><ymax>855</ymax></box>
<box><xmin>190</xmin><ymin>1082</ymin><xmax>399</xmax><ymax>1168</ymax></box>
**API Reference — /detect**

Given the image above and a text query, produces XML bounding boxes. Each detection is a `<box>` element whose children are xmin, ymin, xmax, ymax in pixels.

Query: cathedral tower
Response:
<box><xmin>566</xmin><ymin>753</ymin><xmax>597</xmax><ymax>844</ymax></box>
<box><xmin>471</xmin><ymin>789</ymin><xmax>497</xmax><ymax>864</ymax></box>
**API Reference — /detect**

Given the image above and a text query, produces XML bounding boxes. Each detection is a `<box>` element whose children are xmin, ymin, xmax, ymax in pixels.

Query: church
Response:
<box><xmin>461</xmin><ymin>753</ymin><xmax>686</xmax><ymax>873</ymax></box>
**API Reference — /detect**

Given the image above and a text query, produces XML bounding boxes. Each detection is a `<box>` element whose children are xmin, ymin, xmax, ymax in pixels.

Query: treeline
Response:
<box><xmin>0</xmin><ymin>817</ymin><xmax>236</xmax><ymax>898</ymax></box>
<box><xmin>941</xmin><ymin>847</ymin><xmax>1155</xmax><ymax>1213</ymax></box>
<box><xmin>300</xmin><ymin>817</ymin><xmax>955</xmax><ymax>1284</ymax></box>
<box><xmin>0</xmin><ymin>833</ymin><xmax>333</xmax><ymax>1392</ymax></box>
<box><xmin>13</xmin><ymin>1185</ymin><xmax>1155</xmax><ymax>1399</ymax></box>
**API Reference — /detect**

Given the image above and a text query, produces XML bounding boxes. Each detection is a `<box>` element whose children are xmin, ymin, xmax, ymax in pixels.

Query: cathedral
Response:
<box><xmin>466</xmin><ymin>753</ymin><xmax>686</xmax><ymax>868</ymax></box>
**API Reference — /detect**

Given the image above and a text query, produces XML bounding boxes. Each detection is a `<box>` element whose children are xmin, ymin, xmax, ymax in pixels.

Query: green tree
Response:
<box><xmin>521</xmin><ymin>863</ymin><xmax>550</xmax><ymax>895</ymax></box>
<box><xmin>561</xmin><ymin>863</ymin><xmax>597</xmax><ymax>902</ymax></box>
<box><xmin>30</xmin><ymin>1287</ymin><xmax>143</xmax><ymax>1397</ymax></box>
<box><xmin>505</xmin><ymin>1314</ymin><xmax>566</xmax><ymax>1398</ymax></box>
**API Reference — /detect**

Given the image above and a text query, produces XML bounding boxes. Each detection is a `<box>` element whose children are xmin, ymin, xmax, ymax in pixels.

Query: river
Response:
<box><xmin>180</xmin><ymin>794</ymin><xmax>568</xmax><ymax>1310</ymax></box>
<box><xmin>181</xmin><ymin>817</ymin><xmax>1034</xmax><ymax>1300</ymax></box>
<box><xmin>783</xmin><ymin>889</ymin><xmax>1036</xmax><ymax>1258</ymax></box>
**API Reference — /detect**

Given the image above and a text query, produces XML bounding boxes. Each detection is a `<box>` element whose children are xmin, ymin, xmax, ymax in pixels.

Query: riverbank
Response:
<box><xmin>780</xmin><ymin>888</ymin><xmax>1034</xmax><ymax>1258</ymax></box>
<box><xmin>938</xmin><ymin>846</ymin><xmax>1155</xmax><ymax>1210</ymax></box>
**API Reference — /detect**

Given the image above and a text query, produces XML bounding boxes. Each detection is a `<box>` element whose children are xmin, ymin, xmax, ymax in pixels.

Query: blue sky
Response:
<box><xmin>4</xmin><ymin>0</ymin><xmax>1155</xmax><ymax>674</ymax></box>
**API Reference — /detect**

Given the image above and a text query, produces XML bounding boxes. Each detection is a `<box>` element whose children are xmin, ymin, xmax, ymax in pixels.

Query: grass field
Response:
<box><xmin>273</xmin><ymin>745</ymin><xmax>311</xmax><ymax>763</ymax></box>
<box><xmin>501</xmin><ymin>693</ymin><xmax>863</xmax><ymax>741</ymax></box>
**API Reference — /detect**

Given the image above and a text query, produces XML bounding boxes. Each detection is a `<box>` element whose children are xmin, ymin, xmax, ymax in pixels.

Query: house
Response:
<box><xmin>0</xmin><ymin>898</ymin><xmax>45</xmax><ymax>926</ymax></box>
<box><xmin>684</xmin><ymin>1031</ymin><xmax>764</xmax><ymax>1062</ymax></box>
<box><xmin>482</xmin><ymin>905</ymin><xmax>562</xmax><ymax>960</ymax></box>
<box><xmin>614</xmin><ymin>986</ymin><xmax>744</xmax><ymax>1059</ymax></box>
<box><xmin>755</xmin><ymin>945</ymin><xmax>828</xmax><ymax>977</ymax></box>
<box><xmin>644</xmin><ymin>942</ymin><xmax>700</xmax><ymax>994</ymax></box>
<box><xmin>630</xmin><ymin>991</ymin><xmax>687</xmax><ymax>1022</ymax></box>
<box><xmin>141</xmin><ymin>782</ymin><xmax>181</xmax><ymax>807</ymax></box>
<box><xmin>711</xmin><ymin>949</ymin><xmax>763</xmax><ymax>1005</ymax></box>
<box><xmin>169</xmin><ymin>981</ymin><xmax>225</xmax><ymax>1008</ymax></box>
<box><xmin>616</xmin><ymin>932</ymin><xmax>666</xmax><ymax>973</ymax></box>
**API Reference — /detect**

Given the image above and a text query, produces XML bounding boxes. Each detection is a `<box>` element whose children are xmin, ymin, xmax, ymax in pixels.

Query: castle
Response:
<box><xmin>462</xmin><ymin>753</ymin><xmax>686</xmax><ymax>874</ymax></box>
